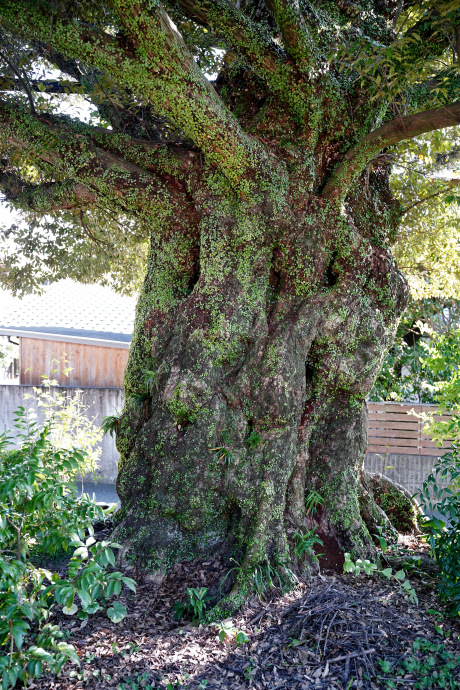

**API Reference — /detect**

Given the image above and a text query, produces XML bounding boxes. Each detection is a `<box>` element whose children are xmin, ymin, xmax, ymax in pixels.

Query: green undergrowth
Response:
<box><xmin>0</xmin><ymin>407</ymin><xmax>136</xmax><ymax>690</ymax></box>
<box><xmin>377</xmin><ymin>637</ymin><xmax>460</xmax><ymax>689</ymax></box>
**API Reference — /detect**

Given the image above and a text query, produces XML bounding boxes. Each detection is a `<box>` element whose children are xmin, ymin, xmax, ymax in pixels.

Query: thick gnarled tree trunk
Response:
<box><xmin>2</xmin><ymin>0</ymin><xmax>457</xmax><ymax>605</ymax></box>
<box><xmin>114</xmin><ymin>172</ymin><xmax>408</xmax><ymax>586</ymax></box>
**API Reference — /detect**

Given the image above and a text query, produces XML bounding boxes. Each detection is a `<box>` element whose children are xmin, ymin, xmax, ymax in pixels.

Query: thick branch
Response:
<box><xmin>264</xmin><ymin>0</ymin><xmax>311</xmax><ymax>61</ymax></box>
<box><xmin>0</xmin><ymin>101</ymin><xmax>198</xmax><ymax>230</ymax></box>
<box><xmin>0</xmin><ymin>171</ymin><xmax>95</xmax><ymax>212</ymax></box>
<box><xmin>1</xmin><ymin>0</ymin><xmax>272</xmax><ymax>188</ymax></box>
<box><xmin>322</xmin><ymin>102</ymin><xmax>460</xmax><ymax>201</ymax></box>
<box><xmin>39</xmin><ymin>112</ymin><xmax>200</xmax><ymax>183</ymax></box>
<box><xmin>0</xmin><ymin>77</ymin><xmax>83</xmax><ymax>95</ymax></box>
<box><xmin>174</xmin><ymin>0</ymin><xmax>283</xmax><ymax>77</ymax></box>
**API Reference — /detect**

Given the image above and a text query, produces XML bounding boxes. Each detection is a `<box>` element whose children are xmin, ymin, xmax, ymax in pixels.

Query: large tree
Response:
<box><xmin>1</xmin><ymin>0</ymin><xmax>460</xmax><ymax>602</ymax></box>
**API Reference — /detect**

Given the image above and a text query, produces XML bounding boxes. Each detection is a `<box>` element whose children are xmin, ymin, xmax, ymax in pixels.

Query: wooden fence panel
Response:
<box><xmin>367</xmin><ymin>401</ymin><xmax>452</xmax><ymax>457</ymax></box>
<box><xmin>20</xmin><ymin>338</ymin><xmax>128</xmax><ymax>388</ymax></box>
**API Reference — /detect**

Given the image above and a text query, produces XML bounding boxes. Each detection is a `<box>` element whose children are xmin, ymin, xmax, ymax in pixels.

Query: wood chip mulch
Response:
<box><xmin>30</xmin><ymin>537</ymin><xmax>460</xmax><ymax>690</ymax></box>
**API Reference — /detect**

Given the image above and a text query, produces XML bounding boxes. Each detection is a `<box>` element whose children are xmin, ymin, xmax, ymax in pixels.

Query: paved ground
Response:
<box><xmin>77</xmin><ymin>482</ymin><xmax>119</xmax><ymax>505</ymax></box>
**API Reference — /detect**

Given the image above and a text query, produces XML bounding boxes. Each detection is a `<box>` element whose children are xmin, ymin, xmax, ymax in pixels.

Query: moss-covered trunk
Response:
<box><xmin>115</xmin><ymin>171</ymin><xmax>408</xmax><ymax>585</ymax></box>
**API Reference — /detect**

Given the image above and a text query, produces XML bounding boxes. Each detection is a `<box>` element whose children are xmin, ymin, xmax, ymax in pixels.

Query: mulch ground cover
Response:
<box><xmin>31</xmin><ymin>533</ymin><xmax>460</xmax><ymax>690</ymax></box>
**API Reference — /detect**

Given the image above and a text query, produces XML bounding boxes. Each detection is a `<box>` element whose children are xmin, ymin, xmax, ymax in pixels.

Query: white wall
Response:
<box><xmin>0</xmin><ymin>385</ymin><xmax>124</xmax><ymax>484</ymax></box>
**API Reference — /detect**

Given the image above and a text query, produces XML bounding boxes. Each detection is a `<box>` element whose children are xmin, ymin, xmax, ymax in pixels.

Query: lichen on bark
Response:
<box><xmin>0</xmin><ymin>0</ymin><xmax>457</xmax><ymax>606</ymax></box>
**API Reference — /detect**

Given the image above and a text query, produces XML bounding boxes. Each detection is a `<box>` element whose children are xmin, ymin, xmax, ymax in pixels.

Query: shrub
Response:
<box><xmin>414</xmin><ymin>444</ymin><xmax>460</xmax><ymax>615</ymax></box>
<box><xmin>0</xmin><ymin>407</ymin><xmax>135</xmax><ymax>689</ymax></box>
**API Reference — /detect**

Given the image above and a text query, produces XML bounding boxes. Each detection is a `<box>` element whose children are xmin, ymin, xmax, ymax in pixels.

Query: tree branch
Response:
<box><xmin>0</xmin><ymin>48</ymin><xmax>36</xmax><ymax>114</ymax></box>
<box><xmin>321</xmin><ymin>102</ymin><xmax>460</xmax><ymax>201</ymax></box>
<box><xmin>0</xmin><ymin>101</ymin><xmax>198</xmax><ymax>231</ymax></box>
<box><xmin>1</xmin><ymin>0</ymin><xmax>273</xmax><ymax>188</ymax></box>
<box><xmin>173</xmin><ymin>0</ymin><xmax>283</xmax><ymax>77</ymax></box>
<box><xmin>0</xmin><ymin>76</ymin><xmax>83</xmax><ymax>95</ymax></box>
<box><xmin>401</xmin><ymin>181</ymin><xmax>459</xmax><ymax>216</ymax></box>
<box><xmin>0</xmin><ymin>170</ymin><xmax>95</xmax><ymax>212</ymax></box>
<box><xmin>264</xmin><ymin>0</ymin><xmax>311</xmax><ymax>61</ymax></box>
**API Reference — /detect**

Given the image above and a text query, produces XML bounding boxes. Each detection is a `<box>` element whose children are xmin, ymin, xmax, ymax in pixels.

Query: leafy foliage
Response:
<box><xmin>343</xmin><ymin>553</ymin><xmax>418</xmax><ymax>605</ymax></box>
<box><xmin>371</xmin><ymin>300</ymin><xmax>460</xmax><ymax>404</ymax></box>
<box><xmin>415</xmin><ymin>445</ymin><xmax>460</xmax><ymax>615</ymax></box>
<box><xmin>392</xmin><ymin>128</ymin><xmax>460</xmax><ymax>301</ymax></box>
<box><xmin>292</xmin><ymin>528</ymin><xmax>322</xmax><ymax>558</ymax></box>
<box><xmin>22</xmin><ymin>361</ymin><xmax>103</xmax><ymax>479</ymax></box>
<box><xmin>378</xmin><ymin>638</ymin><xmax>460</xmax><ymax>689</ymax></box>
<box><xmin>0</xmin><ymin>407</ymin><xmax>136</xmax><ymax>689</ymax></box>
<box><xmin>0</xmin><ymin>0</ymin><xmax>459</xmax><ymax>299</ymax></box>
<box><xmin>173</xmin><ymin>587</ymin><xmax>209</xmax><ymax>623</ymax></box>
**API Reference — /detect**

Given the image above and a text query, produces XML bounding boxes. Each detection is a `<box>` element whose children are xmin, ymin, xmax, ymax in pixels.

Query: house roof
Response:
<box><xmin>0</xmin><ymin>280</ymin><xmax>137</xmax><ymax>348</ymax></box>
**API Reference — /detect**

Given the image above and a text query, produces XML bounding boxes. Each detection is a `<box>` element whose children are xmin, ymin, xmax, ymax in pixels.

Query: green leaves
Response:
<box><xmin>107</xmin><ymin>601</ymin><xmax>127</xmax><ymax>623</ymax></box>
<box><xmin>0</xmin><ymin>406</ymin><xmax>136</xmax><ymax>689</ymax></box>
<box><xmin>173</xmin><ymin>587</ymin><xmax>209</xmax><ymax>623</ymax></box>
<box><xmin>415</xmin><ymin>445</ymin><xmax>460</xmax><ymax>615</ymax></box>
<box><xmin>343</xmin><ymin>555</ymin><xmax>418</xmax><ymax>604</ymax></box>
<box><xmin>293</xmin><ymin>527</ymin><xmax>323</xmax><ymax>558</ymax></box>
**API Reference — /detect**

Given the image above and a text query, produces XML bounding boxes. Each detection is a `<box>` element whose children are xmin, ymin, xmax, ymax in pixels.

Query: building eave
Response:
<box><xmin>0</xmin><ymin>328</ymin><xmax>131</xmax><ymax>349</ymax></box>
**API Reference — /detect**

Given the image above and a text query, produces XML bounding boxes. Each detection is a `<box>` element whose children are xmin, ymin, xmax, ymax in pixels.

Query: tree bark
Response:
<box><xmin>114</xmin><ymin>168</ymin><xmax>409</xmax><ymax>593</ymax></box>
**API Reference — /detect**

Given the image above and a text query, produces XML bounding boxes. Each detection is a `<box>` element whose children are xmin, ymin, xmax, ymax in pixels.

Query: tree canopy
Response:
<box><xmin>0</xmin><ymin>0</ymin><xmax>459</xmax><ymax>296</ymax></box>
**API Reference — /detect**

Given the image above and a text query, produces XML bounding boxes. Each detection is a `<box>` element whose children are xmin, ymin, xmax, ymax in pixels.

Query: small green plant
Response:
<box><xmin>245</xmin><ymin>429</ymin><xmax>261</xmax><ymax>449</ymax></box>
<box><xmin>293</xmin><ymin>527</ymin><xmax>323</xmax><ymax>558</ymax></box>
<box><xmin>235</xmin><ymin>631</ymin><xmax>249</xmax><ymax>646</ymax></box>
<box><xmin>209</xmin><ymin>445</ymin><xmax>235</xmax><ymax>466</ymax></box>
<box><xmin>374</xmin><ymin>524</ymin><xmax>388</xmax><ymax>552</ymax></box>
<box><xmin>128</xmin><ymin>359</ymin><xmax>169</xmax><ymax>419</ymax></box>
<box><xmin>118</xmin><ymin>672</ymin><xmax>155</xmax><ymax>690</ymax></box>
<box><xmin>212</xmin><ymin>619</ymin><xmax>249</xmax><ymax>646</ymax></box>
<box><xmin>251</xmin><ymin>560</ymin><xmax>283</xmax><ymax>594</ymax></box>
<box><xmin>305</xmin><ymin>490</ymin><xmax>324</xmax><ymax>516</ymax></box>
<box><xmin>101</xmin><ymin>413</ymin><xmax>121</xmax><ymax>437</ymax></box>
<box><xmin>343</xmin><ymin>553</ymin><xmax>418</xmax><ymax>604</ymax></box>
<box><xmin>173</xmin><ymin>587</ymin><xmax>208</xmax><ymax>623</ymax></box>
<box><xmin>343</xmin><ymin>553</ymin><xmax>378</xmax><ymax>577</ymax></box>
<box><xmin>129</xmin><ymin>388</ymin><xmax>152</xmax><ymax>416</ymax></box>
<box><xmin>0</xmin><ymin>407</ymin><xmax>136</xmax><ymax>690</ymax></box>
<box><xmin>218</xmin><ymin>557</ymin><xmax>244</xmax><ymax>596</ymax></box>
<box><xmin>213</xmin><ymin>618</ymin><xmax>236</xmax><ymax>642</ymax></box>
<box><xmin>23</xmin><ymin>359</ymin><xmax>103</xmax><ymax>479</ymax></box>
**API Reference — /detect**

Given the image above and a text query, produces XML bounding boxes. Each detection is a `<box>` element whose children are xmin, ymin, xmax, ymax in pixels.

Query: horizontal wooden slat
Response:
<box><xmin>368</xmin><ymin>420</ymin><xmax>420</xmax><ymax>430</ymax></box>
<box><xmin>420</xmin><ymin>440</ymin><xmax>452</xmax><ymax>449</ymax></box>
<box><xmin>418</xmin><ymin>448</ymin><xmax>451</xmax><ymax>457</ymax></box>
<box><xmin>368</xmin><ymin>429</ymin><xmax>419</xmax><ymax>439</ymax></box>
<box><xmin>369</xmin><ymin>413</ymin><xmax>421</xmax><ymax>422</ymax></box>
<box><xmin>368</xmin><ymin>403</ymin><xmax>422</xmax><ymax>413</ymax></box>
<box><xmin>367</xmin><ymin>445</ymin><xmax>423</xmax><ymax>455</ymax></box>
<box><xmin>366</xmin><ymin>401</ymin><xmax>454</xmax><ymax>457</ymax></box>
<box><xmin>368</xmin><ymin>437</ymin><xmax>419</xmax><ymax>448</ymax></box>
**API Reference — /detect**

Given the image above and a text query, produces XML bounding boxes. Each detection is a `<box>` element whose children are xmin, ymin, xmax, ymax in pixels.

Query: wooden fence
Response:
<box><xmin>367</xmin><ymin>402</ymin><xmax>452</xmax><ymax>457</ymax></box>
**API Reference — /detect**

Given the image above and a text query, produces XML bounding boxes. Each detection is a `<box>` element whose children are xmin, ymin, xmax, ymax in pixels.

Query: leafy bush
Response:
<box><xmin>293</xmin><ymin>528</ymin><xmax>322</xmax><ymax>558</ymax></box>
<box><xmin>415</xmin><ymin>445</ymin><xmax>460</xmax><ymax>615</ymax></box>
<box><xmin>0</xmin><ymin>407</ymin><xmax>135</xmax><ymax>689</ymax></box>
<box><xmin>24</xmin><ymin>361</ymin><xmax>103</xmax><ymax>479</ymax></box>
<box><xmin>343</xmin><ymin>553</ymin><xmax>418</xmax><ymax>605</ymax></box>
